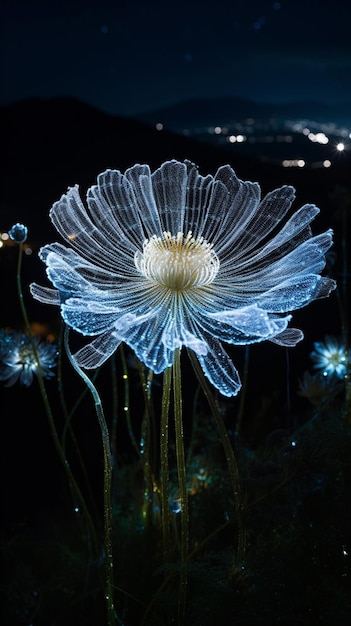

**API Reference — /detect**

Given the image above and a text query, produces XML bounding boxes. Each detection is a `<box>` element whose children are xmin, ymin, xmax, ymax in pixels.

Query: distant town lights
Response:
<box><xmin>282</xmin><ymin>159</ymin><xmax>305</xmax><ymax>167</ymax></box>
<box><xmin>227</xmin><ymin>134</ymin><xmax>246</xmax><ymax>143</ymax></box>
<box><xmin>308</xmin><ymin>132</ymin><xmax>329</xmax><ymax>144</ymax></box>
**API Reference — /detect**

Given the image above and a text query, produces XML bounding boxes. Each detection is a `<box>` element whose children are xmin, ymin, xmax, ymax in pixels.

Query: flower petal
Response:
<box><xmin>61</xmin><ymin>298</ymin><xmax>121</xmax><ymax>335</ymax></box>
<box><xmin>257</xmin><ymin>274</ymin><xmax>335</xmax><ymax>312</ymax></box>
<box><xmin>151</xmin><ymin>160</ymin><xmax>188</xmax><ymax>234</ymax></box>
<box><xmin>30</xmin><ymin>283</ymin><xmax>60</xmax><ymax>305</ymax></box>
<box><xmin>73</xmin><ymin>331</ymin><xmax>121</xmax><ymax>369</ymax></box>
<box><xmin>270</xmin><ymin>328</ymin><xmax>304</xmax><ymax>346</ymax></box>
<box><xmin>112</xmin><ymin>310</ymin><xmax>174</xmax><ymax>373</ymax></box>
<box><xmin>195</xmin><ymin>336</ymin><xmax>242</xmax><ymax>396</ymax></box>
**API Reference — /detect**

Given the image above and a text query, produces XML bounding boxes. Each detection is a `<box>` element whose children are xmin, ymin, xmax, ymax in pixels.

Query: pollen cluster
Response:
<box><xmin>135</xmin><ymin>231</ymin><xmax>220</xmax><ymax>291</ymax></box>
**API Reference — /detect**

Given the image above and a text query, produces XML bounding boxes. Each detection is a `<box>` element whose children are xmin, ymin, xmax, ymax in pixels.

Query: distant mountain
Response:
<box><xmin>1</xmin><ymin>96</ymin><xmax>303</xmax><ymax>237</ymax></box>
<box><xmin>134</xmin><ymin>96</ymin><xmax>351</xmax><ymax>131</ymax></box>
<box><xmin>0</xmin><ymin>96</ymin><xmax>348</xmax><ymax>329</ymax></box>
<box><xmin>0</xmin><ymin>96</ymin><xmax>349</xmax><ymax>244</ymax></box>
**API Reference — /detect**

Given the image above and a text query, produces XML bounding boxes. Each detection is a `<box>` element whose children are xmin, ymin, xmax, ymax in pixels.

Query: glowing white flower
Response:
<box><xmin>310</xmin><ymin>336</ymin><xmax>348</xmax><ymax>379</ymax></box>
<box><xmin>0</xmin><ymin>331</ymin><xmax>57</xmax><ymax>387</ymax></box>
<box><xmin>30</xmin><ymin>160</ymin><xmax>336</xmax><ymax>396</ymax></box>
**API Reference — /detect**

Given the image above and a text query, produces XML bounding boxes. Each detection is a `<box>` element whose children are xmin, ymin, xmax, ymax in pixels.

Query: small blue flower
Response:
<box><xmin>0</xmin><ymin>331</ymin><xmax>57</xmax><ymax>387</ymax></box>
<box><xmin>310</xmin><ymin>335</ymin><xmax>348</xmax><ymax>379</ymax></box>
<box><xmin>8</xmin><ymin>223</ymin><xmax>28</xmax><ymax>243</ymax></box>
<box><xmin>30</xmin><ymin>160</ymin><xmax>336</xmax><ymax>396</ymax></box>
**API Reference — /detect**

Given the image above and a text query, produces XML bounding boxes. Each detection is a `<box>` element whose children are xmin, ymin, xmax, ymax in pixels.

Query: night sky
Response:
<box><xmin>1</xmin><ymin>0</ymin><xmax>351</xmax><ymax>117</ymax></box>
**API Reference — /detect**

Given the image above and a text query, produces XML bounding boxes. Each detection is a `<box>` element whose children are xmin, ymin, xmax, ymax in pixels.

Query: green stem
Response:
<box><xmin>64</xmin><ymin>326</ymin><xmax>117</xmax><ymax>626</ymax></box>
<box><xmin>57</xmin><ymin>324</ymin><xmax>102</xmax><ymax>533</ymax></box>
<box><xmin>120</xmin><ymin>344</ymin><xmax>140</xmax><ymax>458</ymax></box>
<box><xmin>160</xmin><ymin>364</ymin><xmax>172</xmax><ymax>561</ymax></box>
<box><xmin>110</xmin><ymin>353</ymin><xmax>119</xmax><ymax>470</ymax></box>
<box><xmin>15</xmin><ymin>242</ymin><xmax>100</xmax><ymax>561</ymax></box>
<box><xmin>138</xmin><ymin>363</ymin><xmax>158</xmax><ymax>527</ymax></box>
<box><xmin>173</xmin><ymin>348</ymin><xmax>188</xmax><ymax>625</ymax></box>
<box><xmin>187</xmin><ymin>349</ymin><xmax>245</xmax><ymax>563</ymax></box>
<box><xmin>341</xmin><ymin>207</ymin><xmax>351</xmax><ymax>423</ymax></box>
<box><xmin>234</xmin><ymin>345</ymin><xmax>250</xmax><ymax>442</ymax></box>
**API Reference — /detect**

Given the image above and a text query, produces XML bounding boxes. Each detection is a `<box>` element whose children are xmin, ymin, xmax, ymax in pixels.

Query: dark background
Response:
<box><xmin>1</xmin><ymin>0</ymin><xmax>351</xmax><ymax>115</ymax></box>
<box><xmin>0</xmin><ymin>4</ymin><xmax>350</xmax><ymax>623</ymax></box>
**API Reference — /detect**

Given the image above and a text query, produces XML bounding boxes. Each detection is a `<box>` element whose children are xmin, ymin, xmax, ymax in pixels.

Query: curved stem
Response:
<box><xmin>57</xmin><ymin>324</ymin><xmax>102</xmax><ymax>533</ymax></box>
<box><xmin>187</xmin><ymin>349</ymin><xmax>245</xmax><ymax>562</ymax></box>
<box><xmin>173</xmin><ymin>348</ymin><xmax>188</xmax><ymax>625</ymax></box>
<box><xmin>64</xmin><ymin>326</ymin><xmax>117</xmax><ymax>626</ymax></box>
<box><xmin>234</xmin><ymin>345</ymin><xmax>250</xmax><ymax>442</ymax></box>
<box><xmin>15</xmin><ymin>243</ymin><xmax>100</xmax><ymax>561</ymax></box>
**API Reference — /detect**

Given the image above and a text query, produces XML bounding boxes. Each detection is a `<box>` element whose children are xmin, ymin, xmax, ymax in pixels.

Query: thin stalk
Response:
<box><xmin>15</xmin><ymin>242</ymin><xmax>100</xmax><ymax>561</ymax></box>
<box><xmin>341</xmin><ymin>206</ymin><xmax>351</xmax><ymax>423</ymax></box>
<box><xmin>186</xmin><ymin>384</ymin><xmax>200</xmax><ymax>468</ymax></box>
<box><xmin>64</xmin><ymin>326</ymin><xmax>117</xmax><ymax>626</ymax></box>
<box><xmin>57</xmin><ymin>323</ymin><xmax>102</xmax><ymax>532</ymax></box>
<box><xmin>187</xmin><ymin>349</ymin><xmax>245</xmax><ymax>563</ymax></box>
<box><xmin>138</xmin><ymin>363</ymin><xmax>159</xmax><ymax>527</ymax></box>
<box><xmin>160</xmin><ymin>364</ymin><xmax>172</xmax><ymax>561</ymax></box>
<box><xmin>234</xmin><ymin>345</ymin><xmax>250</xmax><ymax>442</ymax></box>
<box><xmin>120</xmin><ymin>344</ymin><xmax>140</xmax><ymax>458</ymax></box>
<box><xmin>110</xmin><ymin>353</ymin><xmax>119</xmax><ymax>493</ymax></box>
<box><xmin>173</xmin><ymin>348</ymin><xmax>188</xmax><ymax>625</ymax></box>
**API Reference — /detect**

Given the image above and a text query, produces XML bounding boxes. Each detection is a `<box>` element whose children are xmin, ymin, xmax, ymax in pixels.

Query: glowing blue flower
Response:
<box><xmin>310</xmin><ymin>336</ymin><xmax>348</xmax><ymax>379</ymax></box>
<box><xmin>8</xmin><ymin>223</ymin><xmax>28</xmax><ymax>243</ymax></box>
<box><xmin>30</xmin><ymin>160</ymin><xmax>336</xmax><ymax>396</ymax></box>
<box><xmin>0</xmin><ymin>331</ymin><xmax>57</xmax><ymax>387</ymax></box>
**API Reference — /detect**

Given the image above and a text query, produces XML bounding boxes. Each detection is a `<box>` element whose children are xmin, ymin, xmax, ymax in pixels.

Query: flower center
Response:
<box><xmin>18</xmin><ymin>346</ymin><xmax>36</xmax><ymax>366</ymax></box>
<box><xmin>135</xmin><ymin>231</ymin><xmax>220</xmax><ymax>291</ymax></box>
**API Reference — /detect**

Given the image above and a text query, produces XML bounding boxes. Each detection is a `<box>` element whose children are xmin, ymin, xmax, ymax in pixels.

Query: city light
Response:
<box><xmin>282</xmin><ymin>159</ymin><xmax>305</xmax><ymax>167</ymax></box>
<box><xmin>308</xmin><ymin>132</ymin><xmax>329</xmax><ymax>144</ymax></box>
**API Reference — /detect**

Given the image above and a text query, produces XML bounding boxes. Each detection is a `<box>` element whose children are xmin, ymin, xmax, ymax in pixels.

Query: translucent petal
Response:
<box><xmin>182</xmin><ymin>162</ymin><xmax>217</xmax><ymax>237</ymax></box>
<box><xmin>88</xmin><ymin>168</ymin><xmax>154</xmax><ymax>247</ymax></box>
<box><xmin>21</xmin><ymin>367</ymin><xmax>34</xmax><ymax>387</ymax></box>
<box><xmin>200</xmin><ymin>169</ymin><xmax>261</xmax><ymax>252</ymax></box>
<box><xmin>195</xmin><ymin>336</ymin><xmax>242</xmax><ymax>397</ymax></box>
<box><xmin>270</xmin><ymin>328</ymin><xmax>304</xmax><ymax>346</ymax></box>
<box><xmin>216</xmin><ymin>231</ymin><xmax>335</xmax><ymax>304</ymax></box>
<box><xmin>162</xmin><ymin>328</ymin><xmax>208</xmax><ymax>356</ymax></box>
<box><xmin>236</xmin><ymin>203</ymin><xmax>320</xmax><ymax>266</ymax></box>
<box><xmin>124</xmin><ymin>164</ymin><xmax>163</xmax><ymax>236</ymax></box>
<box><xmin>73</xmin><ymin>331</ymin><xmax>122</xmax><ymax>369</ymax></box>
<box><xmin>192</xmin><ymin>303</ymin><xmax>291</xmax><ymax>345</ymax></box>
<box><xmin>50</xmin><ymin>185</ymin><xmax>137</xmax><ymax>270</ymax></box>
<box><xmin>113</xmin><ymin>311</ymin><xmax>174</xmax><ymax>374</ymax></box>
<box><xmin>61</xmin><ymin>299</ymin><xmax>121</xmax><ymax>335</ymax></box>
<box><xmin>213</xmin><ymin>182</ymin><xmax>295</xmax><ymax>260</ymax></box>
<box><xmin>30</xmin><ymin>283</ymin><xmax>60</xmax><ymax>305</ymax></box>
<box><xmin>151</xmin><ymin>160</ymin><xmax>188</xmax><ymax>234</ymax></box>
<box><xmin>257</xmin><ymin>274</ymin><xmax>334</xmax><ymax>312</ymax></box>
<box><xmin>207</xmin><ymin>305</ymin><xmax>290</xmax><ymax>338</ymax></box>
<box><xmin>232</xmin><ymin>230</ymin><xmax>334</xmax><ymax>280</ymax></box>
